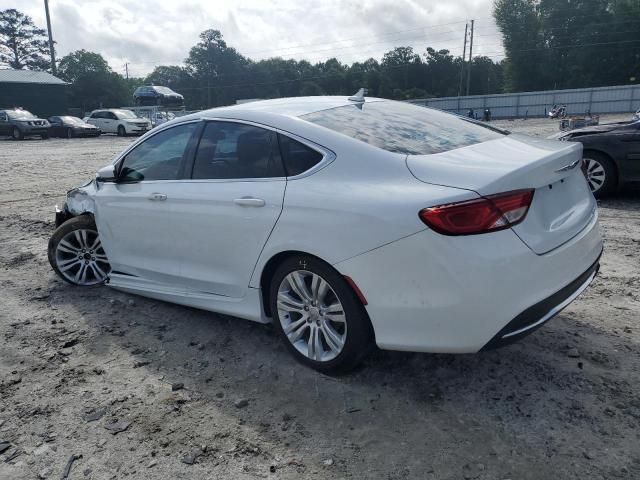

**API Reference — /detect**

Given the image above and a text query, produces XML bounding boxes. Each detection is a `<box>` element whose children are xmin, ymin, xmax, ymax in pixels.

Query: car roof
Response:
<box><xmin>198</xmin><ymin>96</ymin><xmax>386</xmax><ymax>119</ymax></box>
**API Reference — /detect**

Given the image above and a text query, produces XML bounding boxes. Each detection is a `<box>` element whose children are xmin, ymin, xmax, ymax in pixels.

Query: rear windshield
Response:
<box><xmin>301</xmin><ymin>101</ymin><xmax>505</xmax><ymax>155</ymax></box>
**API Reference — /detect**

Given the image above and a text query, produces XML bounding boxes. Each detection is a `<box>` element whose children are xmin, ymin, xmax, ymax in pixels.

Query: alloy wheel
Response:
<box><xmin>54</xmin><ymin>228</ymin><xmax>110</xmax><ymax>285</ymax></box>
<box><xmin>276</xmin><ymin>270</ymin><xmax>347</xmax><ymax>362</ymax></box>
<box><xmin>584</xmin><ymin>157</ymin><xmax>605</xmax><ymax>193</ymax></box>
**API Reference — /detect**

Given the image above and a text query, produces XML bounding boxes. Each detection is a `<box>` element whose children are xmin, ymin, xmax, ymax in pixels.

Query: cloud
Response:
<box><xmin>1</xmin><ymin>0</ymin><xmax>503</xmax><ymax>77</ymax></box>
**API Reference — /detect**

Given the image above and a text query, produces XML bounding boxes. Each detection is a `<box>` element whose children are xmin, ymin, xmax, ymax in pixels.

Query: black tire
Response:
<box><xmin>269</xmin><ymin>255</ymin><xmax>373</xmax><ymax>374</ymax></box>
<box><xmin>134</xmin><ymin>97</ymin><xmax>141</xmax><ymax>106</ymax></box>
<box><xmin>583</xmin><ymin>151</ymin><xmax>617</xmax><ymax>198</ymax></box>
<box><xmin>12</xmin><ymin>127</ymin><xmax>23</xmax><ymax>140</ymax></box>
<box><xmin>48</xmin><ymin>215</ymin><xmax>111</xmax><ymax>286</ymax></box>
<box><xmin>41</xmin><ymin>132</ymin><xmax>49</xmax><ymax>139</ymax></box>
<box><xmin>66</xmin><ymin>128</ymin><xmax>73</xmax><ymax>139</ymax></box>
<box><xmin>117</xmin><ymin>125</ymin><xmax>126</xmax><ymax>137</ymax></box>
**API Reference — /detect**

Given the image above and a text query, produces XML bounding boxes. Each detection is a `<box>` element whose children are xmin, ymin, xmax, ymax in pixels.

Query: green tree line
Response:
<box><xmin>1</xmin><ymin>3</ymin><xmax>639</xmax><ymax>112</ymax></box>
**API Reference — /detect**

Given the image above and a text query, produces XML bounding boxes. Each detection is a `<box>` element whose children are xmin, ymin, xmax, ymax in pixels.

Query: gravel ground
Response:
<box><xmin>1</xmin><ymin>116</ymin><xmax>639</xmax><ymax>480</ymax></box>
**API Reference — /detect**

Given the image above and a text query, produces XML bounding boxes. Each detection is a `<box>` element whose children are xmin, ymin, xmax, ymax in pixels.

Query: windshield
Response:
<box><xmin>7</xmin><ymin>110</ymin><xmax>37</xmax><ymax>120</ymax></box>
<box><xmin>301</xmin><ymin>101</ymin><xmax>505</xmax><ymax>155</ymax></box>
<box><xmin>61</xmin><ymin>116</ymin><xmax>84</xmax><ymax>125</ymax></box>
<box><xmin>114</xmin><ymin>109</ymin><xmax>138</xmax><ymax>119</ymax></box>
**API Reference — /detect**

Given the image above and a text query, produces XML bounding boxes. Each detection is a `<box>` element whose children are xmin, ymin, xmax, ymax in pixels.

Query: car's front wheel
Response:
<box><xmin>117</xmin><ymin>125</ymin><xmax>126</xmax><ymax>137</ymax></box>
<box><xmin>269</xmin><ymin>255</ymin><xmax>373</xmax><ymax>373</ymax></box>
<box><xmin>66</xmin><ymin>128</ymin><xmax>74</xmax><ymax>139</ymax></box>
<box><xmin>583</xmin><ymin>151</ymin><xmax>616</xmax><ymax>197</ymax></box>
<box><xmin>48</xmin><ymin>215</ymin><xmax>111</xmax><ymax>286</ymax></box>
<box><xmin>12</xmin><ymin>127</ymin><xmax>23</xmax><ymax>140</ymax></box>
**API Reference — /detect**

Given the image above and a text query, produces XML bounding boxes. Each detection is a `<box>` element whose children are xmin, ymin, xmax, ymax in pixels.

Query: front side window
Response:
<box><xmin>119</xmin><ymin>123</ymin><xmax>197</xmax><ymax>182</ymax></box>
<box><xmin>114</xmin><ymin>110</ymin><xmax>137</xmax><ymax>119</ymax></box>
<box><xmin>301</xmin><ymin>101</ymin><xmax>505</xmax><ymax>155</ymax></box>
<box><xmin>278</xmin><ymin>134</ymin><xmax>324</xmax><ymax>176</ymax></box>
<box><xmin>191</xmin><ymin>122</ymin><xmax>284</xmax><ymax>179</ymax></box>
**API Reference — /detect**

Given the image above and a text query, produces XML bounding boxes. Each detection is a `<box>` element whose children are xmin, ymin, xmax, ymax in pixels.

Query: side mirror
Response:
<box><xmin>96</xmin><ymin>164</ymin><xmax>117</xmax><ymax>182</ymax></box>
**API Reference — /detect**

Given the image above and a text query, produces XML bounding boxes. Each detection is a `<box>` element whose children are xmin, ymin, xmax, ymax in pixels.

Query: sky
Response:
<box><xmin>3</xmin><ymin>0</ymin><xmax>504</xmax><ymax>77</ymax></box>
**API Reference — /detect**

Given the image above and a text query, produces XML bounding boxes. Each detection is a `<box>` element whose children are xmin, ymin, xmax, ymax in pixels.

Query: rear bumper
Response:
<box><xmin>335</xmin><ymin>210</ymin><xmax>603</xmax><ymax>353</ymax></box>
<box><xmin>480</xmin><ymin>252</ymin><xmax>600</xmax><ymax>350</ymax></box>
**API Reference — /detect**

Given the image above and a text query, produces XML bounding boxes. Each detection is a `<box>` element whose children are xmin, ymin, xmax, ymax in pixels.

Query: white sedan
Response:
<box><xmin>84</xmin><ymin>109</ymin><xmax>151</xmax><ymax>136</ymax></box>
<box><xmin>48</xmin><ymin>95</ymin><xmax>603</xmax><ymax>372</ymax></box>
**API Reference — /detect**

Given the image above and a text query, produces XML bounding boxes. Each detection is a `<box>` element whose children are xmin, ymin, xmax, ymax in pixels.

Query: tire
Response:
<box><xmin>40</xmin><ymin>132</ymin><xmax>49</xmax><ymax>139</ymax></box>
<box><xmin>583</xmin><ymin>151</ymin><xmax>617</xmax><ymax>198</ymax></box>
<box><xmin>117</xmin><ymin>125</ymin><xmax>126</xmax><ymax>137</ymax></box>
<box><xmin>12</xmin><ymin>127</ymin><xmax>23</xmax><ymax>140</ymax></box>
<box><xmin>48</xmin><ymin>215</ymin><xmax>111</xmax><ymax>286</ymax></box>
<box><xmin>269</xmin><ymin>255</ymin><xmax>373</xmax><ymax>374</ymax></box>
<box><xmin>66</xmin><ymin>128</ymin><xmax>73</xmax><ymax>139</ymax></box>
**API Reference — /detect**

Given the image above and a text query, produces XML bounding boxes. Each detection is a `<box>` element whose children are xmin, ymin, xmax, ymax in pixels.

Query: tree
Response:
<box><xmin>58</xmin><ymin>50</ymin><xmax>129</xmax><ymax>111</ymax></box>
<box><xmin>0</xmin><ymin>9</ymin><xmax>50</xmax><ymax>70</ymax></box>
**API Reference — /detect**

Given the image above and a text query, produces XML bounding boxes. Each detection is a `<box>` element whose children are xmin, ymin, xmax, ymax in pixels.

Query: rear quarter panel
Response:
<box><xmin>249</xmin><ymin>127</ymin><xmax>478</xmax><ymax>287</ymax></box>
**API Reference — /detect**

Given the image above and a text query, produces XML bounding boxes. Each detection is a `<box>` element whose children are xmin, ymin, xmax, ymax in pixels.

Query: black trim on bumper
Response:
<box><xmin>55</xmin><ymin>204</ymin><xmax>71</xmax><ymax>228</ymax></box>
<box><xmin>481</xmin><ymin>251</ymin><xmax>602</xmax><ymax>351</ymax></box>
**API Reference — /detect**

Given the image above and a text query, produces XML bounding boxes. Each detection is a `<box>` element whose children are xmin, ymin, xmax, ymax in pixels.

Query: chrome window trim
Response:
<box><xmin>110</xmin><ymin>116</ymin><xmax>335</xmax><ymax>183</ymax></box>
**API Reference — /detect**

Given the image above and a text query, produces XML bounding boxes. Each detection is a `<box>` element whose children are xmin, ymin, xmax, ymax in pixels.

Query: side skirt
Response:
<box><xmin>107</xmin><ymin>273</ymin><xmax>269</xmax><ymax>324</ymax></box>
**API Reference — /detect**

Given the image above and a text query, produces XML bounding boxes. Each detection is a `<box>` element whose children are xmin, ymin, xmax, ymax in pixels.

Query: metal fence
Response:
<box><xmin>407</xmin><ymin>84</ymin><xmax>640</xmax><ymax>119</ymax></box>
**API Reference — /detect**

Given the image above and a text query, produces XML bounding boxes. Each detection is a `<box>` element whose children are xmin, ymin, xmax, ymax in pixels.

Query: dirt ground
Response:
<box><xmin>0</xmin><ymin>115</ymin><xmax>639</xmax><ymax>480</ymax></box>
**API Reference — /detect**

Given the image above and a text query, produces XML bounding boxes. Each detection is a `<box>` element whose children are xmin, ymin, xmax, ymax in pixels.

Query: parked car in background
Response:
<box><xmin>0</xmin><ymin>109</ymin><xmax>49</xmax><ymax>140</ymax></box>
<box><xmin>48</xmin><ymin>116</ymin><xmax>101</xmax><ymax>138</ymax></box>
<box><xmin>133</xmin><ymin>85</ymin><xmax>184</xmax><ymax>106</ymax></box>
<box><xmin>553</xmin><ymin>119</ymin><xmax>640</xmax><ymax>197</ymax></box>
<box><xmin>633</xmin><ymin>108</ymin><xmax>640</xmax><ymax>121</ymax></box>
<box><xmin>84</xmin><ymin>109</ymin><xmax>151</xmax><ymax>136</ymax></box>
<box><xmin>48</xmin><ymin>96</ymin><xmax>602</xmax><ymax>373</ymax></box>
<box><xmin>152</xmin><ymin>111</ymin><xmax>175</xmax><ymax>127</ymax></box>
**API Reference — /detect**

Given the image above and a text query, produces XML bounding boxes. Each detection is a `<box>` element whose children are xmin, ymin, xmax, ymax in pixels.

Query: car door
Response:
<box><xmin>86</xmin><ymin>112</ymin><xmax>103</xmax><ymax>130</ymax></box>
<box><xmin>169</xmin><ymin>120</ymin><xmax>287</xmax><ymax>298</ymax></box>
<box><xmin>0</xmin><ymin>112</ymin><xmax>9</xmax><ymax>136</ymax></box>
<box><xmin>48</xmin><ymin>116</ymin><xmax>61</xmax><ymax>136</ymax></box>
<box><xmin>617</xmin><ymin>124</ymin><xmax>640</xmax><ymax>181</ymax></box>
<box><xmin>92</xmin><ymin>121</ymin><xmax>200</xmax><ymax>285</ymax></box>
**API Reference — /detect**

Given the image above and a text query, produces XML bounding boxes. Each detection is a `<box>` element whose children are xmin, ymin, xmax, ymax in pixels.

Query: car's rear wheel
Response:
<box><xmin>66</xmin><ymin>128</ymin><xmax>74</xmax><ymax>139</ymax></box>
<box><xmin>48</xmin><ymin>215</ymin><xmax>111</xmax><ymax>286</ymax></box>
<box><xmin>269</xmin><ymin>255</ymin><xmax>373</xmax><ymax>373</ymax></box>
<box><xmin>12</xmin><ymin>127</ymin><xmax>23</xmax><ymax>140</ymax></box>
<box><xmin>583</xmin><ymin>151</ymin><xmax>616</xmax><ymax>198</ymax></box>
<box><xmin>117</xmin><ymin>125</ymin><xmax>126</xmax><ymax>137</ymax></box>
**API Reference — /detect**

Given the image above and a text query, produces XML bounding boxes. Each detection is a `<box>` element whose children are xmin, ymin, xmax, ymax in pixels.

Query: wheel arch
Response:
<box><xmin>258</xmin><ymin>250</ymin><xmax>370</xmax><ymax>320</ymax></box>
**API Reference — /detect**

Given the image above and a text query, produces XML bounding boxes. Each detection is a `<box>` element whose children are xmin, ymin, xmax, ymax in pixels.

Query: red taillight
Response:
<box><xmin>419</xmin><ymin>189</ymin><xmax>534</xmax><ymax>236</ymax></box>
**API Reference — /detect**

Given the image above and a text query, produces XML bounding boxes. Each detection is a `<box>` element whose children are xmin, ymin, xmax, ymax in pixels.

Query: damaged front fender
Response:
<box><xmin>55</xmin><ymin>179</ymin><xmax>98</xmax><ymax>227</ymax></box>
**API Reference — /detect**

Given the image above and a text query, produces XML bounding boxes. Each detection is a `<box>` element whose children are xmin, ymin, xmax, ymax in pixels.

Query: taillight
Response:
<box><xmin>419</xmin><ymin>189</ymin><xmax>534</xmax><ymax>236</ymax></box>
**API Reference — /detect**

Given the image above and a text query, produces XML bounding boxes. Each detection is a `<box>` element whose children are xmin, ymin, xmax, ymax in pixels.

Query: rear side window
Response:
<box><xmin>301</xmin><ymin>101</ymin><xmax>505</xmax><ymax>155</ymax></box>
<box><xmin>192</xmin><ymin>121</ymin><xmax>284</xmax><ymax>179</ymax></box>
<box><xmin>278</xmin><ymin>134</ymin><xmax>323</xmax><ymax>176</ymax></box>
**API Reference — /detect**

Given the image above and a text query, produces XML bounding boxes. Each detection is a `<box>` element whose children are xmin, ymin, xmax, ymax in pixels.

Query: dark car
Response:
<box><xmin>48</xmin><ymin>116</ymin><xmax>101</xmax><ymax>138</ymax></box>
<box><xmin>133</xmin><ymin>85</ymin><xmax>184</xmax><ymax>106</ymax></box>
<box><xmin>557</xmin><ymin>120</ymin><xmax>640</xmax><ymax>197</ymax></box>
<box><xmin>0</xmin><ymin>109</ymin><xmax>50</xmax><ymax>140</ymax></box>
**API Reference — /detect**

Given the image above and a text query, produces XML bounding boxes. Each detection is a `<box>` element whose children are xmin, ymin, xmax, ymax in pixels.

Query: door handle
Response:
<box><xmin>148</xmin><ymin>193</ymin><xmax>167</xmax><ymax>201</ymax></box>
<box><xmin>233</xmin><ymin>197</ymin><xmax>265</xmax><ymax>207</ymax></box>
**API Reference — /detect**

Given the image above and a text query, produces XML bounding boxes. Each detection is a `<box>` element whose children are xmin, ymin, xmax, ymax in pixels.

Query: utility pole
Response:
<box><xmin>43</xmin><ymin>0</ymin><xmax>56</xmax><ymax>74</ymax></box>
<box><xmin>125</xmin><ymin>63</ymin><xmax>129</xmax><ymax>80</ymax></box>
<box><xmin>457</xmin><ymin>23</ymin><xmax>468</xmax><ymax>97</ymax></box>
<box><xmin>465</xmin><ymin>19</ymin><xmax>474</xmax><ymax>96</ymax></box>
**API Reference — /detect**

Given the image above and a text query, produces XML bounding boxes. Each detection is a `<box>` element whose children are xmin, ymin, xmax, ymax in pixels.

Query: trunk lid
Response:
<box><xmin>407</xmin><ymin>134</ymin><xmax>597</xmax><ymax>254</ymax></box>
